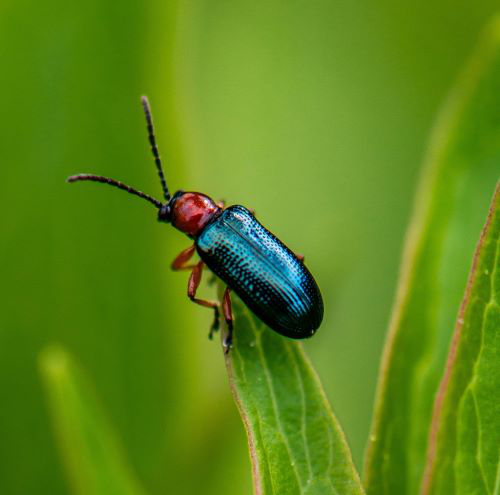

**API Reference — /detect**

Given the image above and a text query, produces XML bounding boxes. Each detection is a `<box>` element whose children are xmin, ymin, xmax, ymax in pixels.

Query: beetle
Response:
<box><xmin>68</xmin><ymin>96</ymin><xmax>323</xmax><ymax>353</ymax></box>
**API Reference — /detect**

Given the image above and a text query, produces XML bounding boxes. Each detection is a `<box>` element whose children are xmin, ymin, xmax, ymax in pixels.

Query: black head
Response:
<box><xmin>157</xmin><ymin>203</ymin><xmax>171</xmax><ymax>223</ymax></box>
<box><xmin>156</xmin><ymin>190</ymin><xmax>185</xmax><ymax>223</ymax></box>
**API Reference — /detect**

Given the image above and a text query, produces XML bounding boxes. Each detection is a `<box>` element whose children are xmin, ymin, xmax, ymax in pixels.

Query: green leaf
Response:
<box><xmin>39</xmin><ymin>346</ymin><xmax>147</xmax><ymax>495</ymax></box>
<box><xmin>420</xmin><ymin>184</ymin><xmax>499</xmax><ymax>494</ymax></box>
<box><xmin>364</xmin><ymin>18</ymin><xmax>500</xmax><ymax>495</ymax></box>
<box><xmin>221</xmin><ymin>296</ymin><xmax>364</xmax><ymax>495</ymax></box>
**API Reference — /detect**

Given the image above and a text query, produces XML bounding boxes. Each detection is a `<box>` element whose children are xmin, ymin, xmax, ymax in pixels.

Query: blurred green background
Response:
<box><xmin>1</xmin><ymin>1</ymin><xmax>499</xmax><ymax>493</ymax></box>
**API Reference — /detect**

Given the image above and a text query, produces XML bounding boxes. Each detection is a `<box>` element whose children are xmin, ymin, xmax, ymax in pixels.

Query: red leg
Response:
<box><xmin>171</xmin><ymin>244</ymin><xmax>196</xmax><ymax>271</ymax></box>
<box><xmin>295</xmin><ymin>253</ymin><xmax>305</xmax><ymax>262</ymax></box>
<box><xmin>222</xmin><ymin>287</ymin><xmax>233</xmax><ymax>354</ymax></box>
<box><xmin>217</xmin><ymin>199</ymin><xmax>226</xmax><ymax>209</ymax></box>
<box><xmin>188</xmin><ymin>261</ymin><xmax>220</xmax><ymax>337</ymax></box>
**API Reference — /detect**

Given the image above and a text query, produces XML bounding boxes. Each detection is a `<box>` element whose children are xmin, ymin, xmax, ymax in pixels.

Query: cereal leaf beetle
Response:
<box><xmin>68</xmin><ymin>97</ymin><xmax>323</xmax><ymax>352</ymax></box>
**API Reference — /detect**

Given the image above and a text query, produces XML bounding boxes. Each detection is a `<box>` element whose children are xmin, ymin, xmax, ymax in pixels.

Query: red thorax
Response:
<box><xmin>170</xmin><ymin>192</ymin><xmax>221</xmax><ymax>237</ymax></box>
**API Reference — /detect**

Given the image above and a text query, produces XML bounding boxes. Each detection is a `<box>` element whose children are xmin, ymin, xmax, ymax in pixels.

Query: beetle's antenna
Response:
<box><xmin>141</xmin><ymin>95</ymin><xmax>171</xmax><ymax>202</ymax></box>
<box><xmin>67</xmin><ymin>174</ymin><xmax>163</xmax><ymax>209</ymax></box>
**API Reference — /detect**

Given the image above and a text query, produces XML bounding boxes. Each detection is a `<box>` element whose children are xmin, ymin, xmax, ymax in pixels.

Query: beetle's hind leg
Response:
<box><xmin>187</xmin><ymin>260</ymin><xmax>220</xmax><ymax>338</ymax></box>
<box><xmin>222</xmin><ymin>287</ymin><xmax>233</xmax><ymax>354</ymax></box>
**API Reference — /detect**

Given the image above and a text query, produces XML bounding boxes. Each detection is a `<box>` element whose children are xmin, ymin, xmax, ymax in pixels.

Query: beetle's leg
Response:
<box><xmin>295</xmin><ymin>253</ymin><xmax>305</xmax><ymax>262</ymax></box>
<box><xmin>188</xmin><ymin>260</ymin><xmax>220</xmax><ymax>337</ymax></box>
<box><xmin>222</xmin><ymin>287</ymin><xmax>233</xmax><ymax>354</ymax></box>
<box><xmin>171</xmin><ymin>244</ymin><xmax>197</xmax><ymax>271</ymax></box>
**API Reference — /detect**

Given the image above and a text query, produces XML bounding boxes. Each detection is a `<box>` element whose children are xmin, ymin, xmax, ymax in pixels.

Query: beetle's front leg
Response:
<box><xmin>222</xmin><ymin>287</ymin><xmax>233</xmax><ymax>354</ymax></box>
<box><xmin>171</xmin><ymin>244</ymin><xmax>197</xmax><ymax>270</ymax></box>
<box><xmin>188</xmin><ymin>260</ymin><xmax>220</xmax><ymax>338</ymax></box>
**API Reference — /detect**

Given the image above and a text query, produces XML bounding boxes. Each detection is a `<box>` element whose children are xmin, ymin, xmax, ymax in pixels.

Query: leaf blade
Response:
<box><xmin>223</xmin><ymin>299</ymin><xmax>364</xmax><ymax>495</ymax></box>
<box><xmin>39</xmin><ymin>346</ymin><xmax>147</xmax><ymax>495</ymax></box>
<box><xmin>421</xmin><ymin>184</ymin><xmax>500</xmax><ymax>494</ymax></box>
<box><xmin>364</xmin><ymin>18</ymin><xmax>500</xmax><ymax>495</ymax></box>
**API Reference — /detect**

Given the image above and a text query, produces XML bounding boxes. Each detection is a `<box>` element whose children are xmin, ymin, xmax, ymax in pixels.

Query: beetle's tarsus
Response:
<box><xmin>222</xmin><ymin>287</ymin><xmax>233</xmax><ymax>354</ymax></box>
<box><xmin>208</xmin><ymin>308</ymin><xmax>220</xmax><ymax>339</ymax></box>
<box><xmin>223</xmin><ymin>331</ymin><xmax>233</xmax><ymax>354</ymax></box>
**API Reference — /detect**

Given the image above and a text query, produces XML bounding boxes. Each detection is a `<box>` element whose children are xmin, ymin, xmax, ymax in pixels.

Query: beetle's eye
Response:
<box><xmin>157</xmin><ymin>204</ymin><xmax>171</xmax><ymax>223</ymax></box>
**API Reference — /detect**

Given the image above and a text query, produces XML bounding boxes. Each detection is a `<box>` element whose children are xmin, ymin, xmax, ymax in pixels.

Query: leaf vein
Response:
<box><xmin>470</xmin><ymin>390</ymin><xmax>491</xmax><ymax>494</ymax></box>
